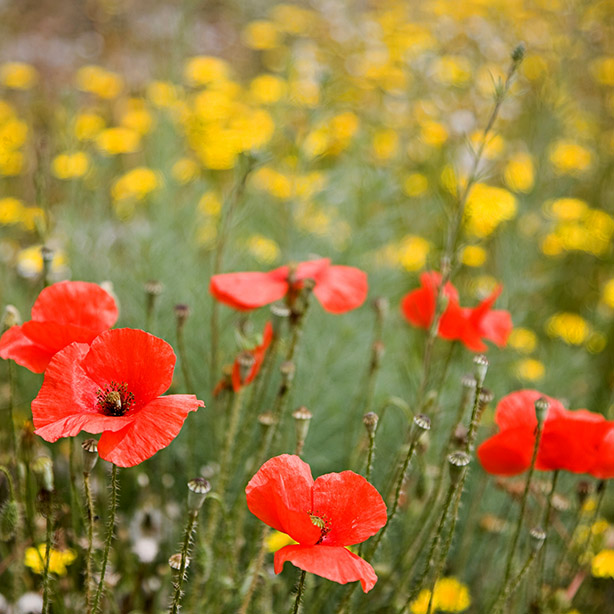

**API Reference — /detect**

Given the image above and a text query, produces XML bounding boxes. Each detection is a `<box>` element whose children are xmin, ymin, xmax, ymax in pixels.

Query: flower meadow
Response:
<box><xmin>1</xmin><ymin>1</ymin><xmax>614</xmax><ymax>613</ymax></box>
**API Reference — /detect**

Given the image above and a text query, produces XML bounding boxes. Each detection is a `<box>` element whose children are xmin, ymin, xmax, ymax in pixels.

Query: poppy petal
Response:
<box><xmin>274</xmin><ymin>545</ymin><xmax>378</xmax><ymax>593</ymax></box>
<box><xmin>231</xmin><ymin>322</ymin><xmax>274</xmax><ymax>392</ymax></box>
<box><xmin>97</xmin><ymin>394</ymin><xmax>203</xmax><ymax>467</ymax></box>
<box><xmin>210</xmin><ymin>269</ymin><xmax>289</xmax><ymax>310</ymax></box>
<box><xmin>32</xmin><ymin>343</ymin><xmax>133</xmax><ymax>442</ymax></box>
<box><xmin>494</xmin><ymin>390</ymin><xmax>565</xmax><ymax>432</ymax></box>
<box><xmin>81</xmin><ymin>329</ymin><xmax>176</xmax><ymax>410</ymax></box>
<box><xmin>22</xmin><ymin>321</ymin><xmax>103</xmax><ymax>352</ymax></box>
<box><xmin>477</xmin><ymin>427</ymin><xmax>535</xmax><ymax>476</ymax></box>
<box><xmin>245</xmin><ymin>454</ymin><xmax>321</xmax><ymax>545</ymax></box>
<box><xmin>401</xmin><ymin>287</ymin><xmax>435</xmax><ymax>329</ymax></box>
<box><xmin>312</xmin><ymin>265</ymin><xmax>369</xmax><ymax>314</ymax></box>
<box><xmin>294</xmin><ymin>259</ymin><xmax>331</xmax><ymax>282</ymax></box>
<box><xmin>312</xmin><ymin>471</ymin><xmax>387</xmax><ymax>546</ymax></box>
<box><xmin>591</xmin><ymin>427</ymin><xmax>614</xmax><ymax>479</ymax></box>
<box><xmin>31</xmin><ymin>281</ymin><xmax>118</xmax><ymax>330</ymax></box>
<box><xmin>0</xmin><ymin>325</ymin><xmax>52</xmax><ymax>373</ymax></box>
<box><xmin>479</xmin><ymin>310</ymin><xmax>513</xmax><ymax>347</ymax></box>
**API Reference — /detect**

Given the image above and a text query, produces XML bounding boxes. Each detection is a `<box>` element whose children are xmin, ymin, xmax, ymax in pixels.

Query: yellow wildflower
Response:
<box><xmin>399</xmin><ymin>236</ymin><xmax>431</xmax><ymax>271</ymax></box>
<box><xmin>75</xmin><ymin>65</ymin><xmax>123</xmax><ymax>99</ymax></box>
<box><xmin>243</xmin><ymin>20</ymin><xmax>280</xmax><ymax>50</ymax></box>
<box><xmin>119</xmin><ymin>98</ymin><xmax>154</xmax><ymax>135</ymax></box>
<box><xmin>602</xmin><ymin>279</ymin><xmax>614</xmax><ymax>309</ymax></box>
<box><xmin>0</xmin><ymin>197</ymin><xmax>25</xmax><ymax>225</ymax></box>
<box><xmin>266</xmin><ymin>531</ymin><xmax>297</xmax><ymax>553</ymax></box>
<box><xmin>461</xmin><ymin>246</ymin><xmax>487</xmax><ymax>267</ymax></box>
<box><xmin>372</xmin><ymin>129</ymin><xmax>399</xmax><ymax>161</ymax></box>
<box><xmin>184</xmin><ymin>56</ymin><xmax>229</xmax><ymax>87</ymax></box>
<box><xmin>198</xmin><ymin>192</ymin><xmax>222</xmax><ymax>217</ymax></box>
<box><xmin>508</xmin><ymin>328</ymin><xmax>537</xmax><ymax>353</ymax></box>
<box><xmin>111</xmin><ymin>167</ymin><xmax>160</xmax><ymax>201</ymax></box>
<box><xmin>503</xmin><ymin>153</ymin><xmax>534</xmax><ymax>193</ymax></box>
<box><xmin>1</xmin><ymin>62</ymin><xmax>38</xmax><ymax>89</ymax></box>
<box><xmin>547</xmin><ymin>198</ymin><xmax>588</xmax><ymax>222</ymax></box>
<box><xmin>251</xmin><ymin>167</ymin><xmax>293</xmax><ymax>200</ymax></box>
<box><xmin>74</xmin><ymin>112</ymin><xmax>105</xmax><ymax>141</ymax></box>
<box><xmin>591</xmin><ymin>57</ymin><xmax>614</xmax><ymax>86</ymax></box>
<box><xmin>171</xmin><ymin>158</ymin><xmax>200</xmax><ymax>184</ymax></box>
<box><xmin>592</xmin><ymin>549</ymin><xmax>614</xmax><ymax>578</ymax></box>
<box><xmin>16</xmin><ymin>245</ymin><xmax>67</xmax><ymax>279</ymax></box>
<box><xmin>146</xmin><ymin>81</ymin><xmax>181</xmax><ymax>108</ymax></box>
<box><xmin>410</xmin><ymin>577</ymin><xmax>471</xmax><ymax>613</ymax></box>
<box><xmin>96</xmin><ymin>127</ymin><xmax>140</xmax><ymax>155</ymax></box>
<box><xmin>0</xmin><ymin>117</ymin><xmax>27</xmax><ymax>149</ymax></box>
<box><xmin>549</xmin><ymin>140</ymin><xmax>592</xmax><ymax>175</ymax></box>
<box><xmin>249</xmin><ymin>74</ymin><xmax>287</xmax><ymax>104</ymax></box>
<box><xmin>420</xmin><ymin>120</ymin><xmax>448</xmax><ymax>147</ymax></box>
<box><xmin>246</xmin><ymin>234</ymin><xmax>280</xmax><ymax>264</ymax></box>
<box><xmin>52</xmin><ymin>152</ymin><xmax>90</xmax><ymax>180</ymax></box>
<box><xmin>546</xmin><ymin>313</ymin><xmax>591</xmax><ymax>345</ymax></box>
<box><xmin>587</xmin><ymin>332</ymin><xmax>606</xmax><ymax>354</ymax></box>
<box><xmin>432</xmin><ymin>56</ymin><xmax>472</xmax><ymax>86</ymax></box>
<box><xmin>470</xmin><ymin>131</ymin><xmax>504</xmax><ymax>160</ymax></box>
<box><xmin>464</xmin><ymin>183</ymin><xmax>517</xmax><ymax>237</ymax></box>
<box><xmin>403</xmin><ymin>173</ymin><xmax>429</xmax><ymax>197</ymax></box>
<box><xmin>514</xmin><ymin>359</ymin><xmax>545</xmax><ymax>381</ymax></box>
<box><xmin>25</xmin><ymin>545</ymin><xmax>76</xmax><ymax>576</ymax></box>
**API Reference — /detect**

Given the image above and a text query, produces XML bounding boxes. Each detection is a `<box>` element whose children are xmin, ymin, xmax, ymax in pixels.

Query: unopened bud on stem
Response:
<box><xmin>473</xmin><ymin>355</ymin><xmax>489</xmax><ymax>387</ymax></box>
<box><xmin>81</xmin><ymin>439</ymin><xmax>99</xmax><ymax>474</ymax></box>
<box><xmin>292</xmin><ymin>406</ymin><xmax>312</xmax><ymax>454</ymax></box>
<box><xmin>411</xmin><ymin>414</ymin><xmax>431</xmax><ymax>442</ymax></box>
<box><xmin>534</xmin><ymin>397</ymin><xmax>549</xmax><ymax>424</ymax></box>
<box><xmin>529</xmin><ymin>527</ymin><xmax>546</xmax><ymax>552</ymax></box>
<box><xmin>187</xmin><ymin>477</ymin><xmax>211</xmax><ymax>512</ymax></box>
<box><xmin>448</xmin><ymin>451</ymin><xmax>470</xmax><ymax>485</ymax></box>
<box><xmin>174</xmin><ymin>304</ymin><xmax>190</xmax><ymax>329</ymax></box>
<box><xmin>2</xmin><ymin>305</ymin><xmax>20</xmax><ymax>331</ymax></box>
<box><xmin>270</xmin><ymin>302</ymin><xmax>290</xmax><ymax>336</ymax></box>
<box><xmin>363</xmin><ymin>412</ymin><xmax>379</xmax><ymax>437</ymax></box>
<box><xmin>237</xmin><ymin>352</ymin><xmax>255</xmax><ymax>384</ymax></box>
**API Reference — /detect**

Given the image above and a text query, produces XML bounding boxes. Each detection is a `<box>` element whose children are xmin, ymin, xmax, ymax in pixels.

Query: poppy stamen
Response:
<box><xmin>96</xmin><ymin>381</ymin><xmax>134</xmax><ymax>417</ymax></box>
<box><xmin>309</xmin><ymin>511</ymin><xmax>331</xmax><ymax>543</ymax></box>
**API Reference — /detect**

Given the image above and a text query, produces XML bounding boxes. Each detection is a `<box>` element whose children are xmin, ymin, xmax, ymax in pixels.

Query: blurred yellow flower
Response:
<box><xmin>0</xmin><ymin>117</ymin><xmax>27</xmax><ymax>149</ymax></box>
<box><xmin>549</xmin><ymin>140</ymin><xmax>592</xmax><ymax>175</ymax></box>
<box><xmin>112</xmin><ymin>167</ymin><xmax>160</xmax><ymax>201</ymax></box>
<box><xmin>25</xmin><ymin>545</ymin><xmax>76</xmax><ymax>576</ymax></box>
<box><xmin>196</xmin><ymin>222</ymin><xmax>217</xmax><ymax>246</ymax></box>
<box><xmin>461</xmin><ymin>245</ymin><xmax>487</xmax><ymax>267</ymax></box>
<box><xmin>1</xmin><ymin>62</ymin><xmax>38</xmax><ymax>89</ymax></box>
<box><xmin>420</xmin><ymin>120</ymin><xmax>448</xmax><ymax>147</ymax></box>
<box><xmin>266</xmin><ymin>531</ymin><xmax>297</xmax><ymax>553</ymax></box>
<box><xmin>119</xmin><ymin>98</ymin><xmax>154</xmax><ymax>135</ymax></box>
<box><xmin>591</xmin><ymin>57</ymin><xmax>614</xmax><ymax>86</ymax></box>
<box><xmin>546</xmin><ymin>313</ymin><xmax>590</xmax><ymax>345</ymax></box>
<box><xmin>146</xmin><ymin>80</ymin><xmax>181</xmax><ymax>108</ymax></box>
<box><xmin>52</xmin><ymin>152</ymin><xmax>90</xmax><ymax>180</ymax></box>
<box><xmin>592</xmin><ymin>549</ymin><xmax>614</xmax><ymax>578</ymax></box>
<box><xmin>432</xmin><ymin>56</ymin><xmax>472</xmax><ymax>86</ymax></box>
<box><xmin>372</xmin><ymin>129</ymin><xmax>399</xmax><ymax>161</ymax></box>
<box><xmin>246</xmin><ymin>234</ymin><xmax>280</xmax><ymax>264</ymax></box>
<box><xmin>0</xmin><ymin>197</ymin><xmax>25</xmax><ymax>225</ymax></box>
<box><xmin>184</xmin><ymin>56</ymin><xmax>229</xmax><ymax>87</ymax></box>
<box><xmin>75</xmin><ymin>65</ymin><xmax>123</xmax><ymax>99</ymax></box>
<box><xmin>17</xmin><ymin>245</ymin><xmax>67</xmax><ymax>279</ymax></box>
<box><xmin>411</xmin><ymin>577</ymin><xmax>471</xmax><ymax>613</ymax></box>
<box><xmin>470</xmin><ymin>131</ymin><xmax>504</xmax><ymax>160</ymax></box>
<box><xmin>252</xmin><ymin>167</ymin><xmax>293</xmax><ymax>199</ymax></box>
<box><xmin>503</xmin><ymin>153</ymin><xmax>534</xmax><ymax>193</ymax></box>
<box><xmin>602</xmin><ymin>279</ymin><xmax>614</xmax><ymax>309</ymax></box>
<box><xmin>249</xmin><ymin>74</ymin><xmax>287</xmax><ymax>104</ymax></box>
<box><xmin>514</xmin><ymin>359</ymin><xmax>545</xmax><ymax>381</ymax></box>
<box><xmin>508</xmin><ymin>328</ymin><xmax>537</xmax><ymax>353</ymax></box>
<box><xmin>375</xmin><ymin>235</ymin><xmax>430</xmax><ymax>271</ymax></box>
<box><xmin>96</xmin><ymin>127</ymin><xmax>140</xmax><ymax>155</ymax></box>
<box><xmin>464</xmin><ymin>183</ymin><xmax>517</xmax><ymax>237</ymax></box>
<box><xmin>289</xmin><ymin>78</ymin><xmax>320</xmax><ymax>107</ymax></box>
<box><xmin>270</xmin><ymin>4</ymin><xmax>315</xmax><ymax>35</ymax></box>
<box><xmin>74</xmin><ymin>112</ymin><xmax>105</xmax><ymax>141</ymax></box>
<box><xmin>199</xmin><ymin>192</ymin><xmax>222</xmax><ymax>217</ymax></box>
<box><xmin>548</xmin><ymin>198</ymin><xmax>588</xmax><ymax>222</ymax></box>
<box><xmin>171</xmin><ymin>158</ymin><xmax>200</xmax><ymax>184</ymax></box>
<box><xmin>403</xmin><ymin>173</ymin><xmax>429</xmax><ymax>197</ymax></box>
<box><xmin>243</xmin><ymin>20</ymin><xmax>280</xmax><ymax>50</ymax></box>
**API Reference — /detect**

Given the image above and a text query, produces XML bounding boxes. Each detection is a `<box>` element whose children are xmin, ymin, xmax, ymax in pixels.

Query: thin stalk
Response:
<box><xmin>7</xmin><ymin>360</ymin><xmax>18</xmax><ymax>466</ymax></box>
<box><xmin>537</xmin><ymin>470</ymin><xmax>560</xmax><ymax>595</ymax></box>
<box><xmin>176</xmin><ymin>321</ymin><xmax>195</xmax><ymax>393</ymax></box>
<box><xmin>84</xmin><ymin>472</ymin><xmax>95</xmax><ymax>614</ymax></box>
<box><xmin>41</xmin><ymin>509</ymin><xmax>53</xmax><ymax>614</ymax></box>
<box><xmin>502</xmin><ymin>417</ymin><xmax>544</xmax><ymax>585</ymax></box>
<box><xmin>575</xmin><ymin>480</ymin><xmax>607</xmax><ymax>573</ymax></box>
<box><xmin>291</xmin><ymin>570</ymin><xmax>307</xmax><ymax>614</ymax></box>
<box><xmin>238</xmin><ymin>526</ymin><xmax>269</xmax><ymax>614</ymax></box>
<box><xmin>68</xmin><ymin>440</ymin><xmax>82</xmax><ymax>538</ymax></box>
<box><xmin>92</xmin><ymin>464</ymin><xmax>119</xmax><ymax>614</ymax></box>
<box><xmin>365</xmin><ymin>430</ymin><xmax>376</xmax><ymax>484</ymax></box>
<box><xmin>169</xmin><ymin>510</ymin><xmax>198</xmax><ymax>614</ymax></box>
<box><xmin>491</xmin><ymin>546</ymin><xmax>541</xmax><ymax>614</ymax></box>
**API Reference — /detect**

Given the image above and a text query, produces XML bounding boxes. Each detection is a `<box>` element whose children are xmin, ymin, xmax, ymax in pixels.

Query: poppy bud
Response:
<box><xmin>512</xmin><ymin>43</ymin><xmax>526</xmax><ymax>63</ymax></box>
<box><xmin>411</xmin><ymin>414</ymin><xmax>431</xmax><ymax>443</ymax></box>
<box><xmin>258</xmin><ymin>411</ymin><xmax>276</xmax><ymax>431</ymax></box>
<box><xmin>479</xmin><ymin>388</ymin><xmax>494</xmax><ymax>411</ymax></box>
<box><xmin>1</xmin><ymin>305</ymin><xmax>20</xmax><ymax>331</ymax></box>
<box><xmin>81</xmin><ymin>439</ymin><xmax>99</xmax><ymax>474</ymax></box>
<box><xmin>144</xmin><ymin>279</ymin><xmax>163</xmax><ymax>297</ymax></box>
<box><xmin>270</xmin><ymin>302</ymin><xmax>290</xmax><ymax>336</ymax></box>
<box><xmin>168</xmin><ymin>553</ymin><xmax>187</xmax><ymax>570</ymax></box>
<box><xmin>187</xmin><ymin>477</ymin><xmax>211</xmax><ymax>512</ymax></box>
<box><xmin>534</xmin><ymin>397</ymin><xmax>550</xmax><ymax>424</ymax></box>
<box><xmin>461</xmin><ymin>374</ymin><xmax>477</xmax><ymax>390</ymax></box>
<box><xmin>293</xmin><ymin>406</ymin><xmax>312</xmax><ymax>454</ymax></box>
<box><xmin>363</xmin><ymin>412</ymin><xmax>379</xmax><ymax>437</ymax></box>
<box><xmin>448</xmin><ymin>451</ymin><xmax>470</xmax><ymax>485</ymax></box>
<box><xmin>237</xmin><ymin>351</ymin><xmax>256</xmax><ymax>384</ymax></box>
<box><xmin>174</xmin><ymin>304</ymin><xmax>190</xmax><ymax>329</ymax></box>
<box><xmin>0</xmin><ymin>499</ymin><xmax>21</xmax><ymax>541</ymax></box>
<box><xmin>32</xmin><ymin>456</ymin><xmax>54</xmax><ymax>493</ymax></box>
<box><xmin>529</xmin><ymin>527</ymin><xmax>546</xmax><ymax>552</ymax></box>
<box><xmin>280</xmin><ymin>361</ymin><xmax>295</xmax><ymax>384</ymax></box>
<box><xmin>473</xmin><ymin>355</ymin><xmax>488</xmax><ymax>387</ymax></box>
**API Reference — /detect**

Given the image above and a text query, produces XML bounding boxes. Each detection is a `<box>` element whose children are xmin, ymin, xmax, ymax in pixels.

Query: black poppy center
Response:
<box><xmin>96</xmin><ymin>381</ymin><xmax>134</xmax><ymax>417</ymax></box>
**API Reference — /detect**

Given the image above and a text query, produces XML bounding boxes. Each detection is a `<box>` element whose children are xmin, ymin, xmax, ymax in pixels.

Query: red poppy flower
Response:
<box><xmin>31</xmin><ymin>328</ymin><xmax>204</xmax><ymax>467</ymax></box>
<box><xmin>245</xmin><ymin>454</ymin><xmax>387</xmax><ymax>592</ymax></box>
<box><xmin>210</xmin><ymin>258</ymin><xmax>368</xmax><ymax>314</ymax></box>
<box><xmin>590</xmin><ymin>426</ymin><xmax>614</xmax><ymax>479</ymax></box>
<box><xmin>477</xmin><ymin>390</ymin><xmax>608</xmax><ymax>476</ymax></box>
<box><xmin>400</xmin><ymin>271</ymin><xmax>512</xmax><ymax>352</ymax></box>
<box><xmin>0</xmin><ymin>281</ymin><xmax>118</xmax><ymax>373</ymax></box>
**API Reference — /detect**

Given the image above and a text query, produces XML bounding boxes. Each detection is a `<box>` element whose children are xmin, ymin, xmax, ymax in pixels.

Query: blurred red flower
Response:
<box><xmin>0</xmin><ymin>281</ymin><xmax>118</xmax><ymax>373</ymax></box>
<box><xmin>246</xmin><ymin>454</ymin><xmax>387</xmax><ymax>592</ymax></box>
<box><xmin>32</xmin><ymin>328</ymin><xmax>203</xmax><ymax>467</ymax></box>
<box><xmin>477</xmin><ymin>390</ymin><xmax>609</xmax><ymax>476</ymax></box>
<box><xmin>210</xmin><ymin>258</ymin><xmax>368</xmax><ymax>314</ymax></box>
<box><xmin>400</xmin><ymin>271</ymin><xmax>512</xmax><ymax>352</ymax></box>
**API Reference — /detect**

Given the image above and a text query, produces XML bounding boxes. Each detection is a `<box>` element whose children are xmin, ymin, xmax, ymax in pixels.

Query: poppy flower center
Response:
<box><xmin>309</xmin><ymin>511</ymin><xmax>331</xmax><ymax>543</ymax></box>
<box><xmin>96</xmin><ymin>381</ymin><xmax>134</xmax><ymax>417</ymax></box>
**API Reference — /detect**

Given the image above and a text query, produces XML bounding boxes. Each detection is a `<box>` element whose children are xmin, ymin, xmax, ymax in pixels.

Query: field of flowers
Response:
<box><xmin>1</xmin><ymin>0</ymin><xmax>614</xmax><ymax>613</ymax></box>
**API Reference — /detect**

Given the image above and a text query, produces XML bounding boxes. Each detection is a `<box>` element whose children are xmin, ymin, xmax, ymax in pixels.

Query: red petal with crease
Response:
<box><xmin>274</xmin><ymin>545</ymin><xmax>378</xmax><ymax>593</ymax></box>
<box><xmin>246</xmin><ymin>455</ymin><xmax>321</xmax><ymax>545</ymax></box>
<box><xmin>81</xmin><ymin>329</ymin><xmax>176</xmax><ymax>410</ymax></box>
<box><xmin>494</xmin><ymin>390</ymin><xmax>565</xmax><ymax>432</ymax></box>
<box><xmin>313</xmin><ymin>471</ymin><xmax>387</xmax><ymax>546</ymax></box>
<box><xmin>22</xmin><ymin>321</ymin><xmax>102</xmax><ymax>352</ymax></box>
<box><xmin>401</xmin><ymin>272</ymin><xmax>459</xmax><ymax>329</ymax></box>
<box><xmin>32</xmin><ymin>343</ymin><xmax>133</xmax><ymax>441</ymax></box>
<box><xmin>0</xmin><ymin>326</ymin><xmax>52</xmax><ymax>373</ymax></box>
<box><xmin>97</xmin><ymin>395</ymin><xmax>203</xmax><ymax>467</ymax></box>
<box><xmin>312</xmin><ymin>265</ymin><xmax>368</xmax><ymax>313</ymax></box>
<box><xmin>477</xmin><ymin>427</ymin><xmax>534</xmax><ymax>476</ymax></box>
<box><xmin>479</xmin><ymin>310</ymin><xmax>513</xmax><ymax>347</ymax></box>
<box><xmin>294</xmin><ymin>258</ymin><xmax>331</xmax><ymax>281</ymax></box>
<box><xmin>31</xmin><ymin>281</ymin><xmax>118</xmax><ymax>330</ymax></box>
<box><xmin>210</xmin><ymin>269</ymin><xmax>289</xmax><ymax>310</ymax></box>
<box><xmin>232</xmin><ymin>322</ymin><xmax>274</xmax><ymax>392</ymax></box>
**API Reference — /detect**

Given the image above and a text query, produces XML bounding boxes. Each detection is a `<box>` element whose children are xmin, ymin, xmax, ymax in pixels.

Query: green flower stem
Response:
<box><xmin>238</xmin><ymin>525</ymin><xmax>270</xmax><ymax>614</ymax></box>
<box><xmin>537</xmin><ymin>469</ymin><xmax>560</xmax><ymax>598</ymax></box>
<box><xmin>169</xmin><ymin>510</ymin><xmax>199</xmax><ymax>614</ymax></box>
<box><xmin>0</xmin><ymin>466</ymin><xmax>14</xmax><ymax>499</ymax></box>
<box><xmin>7</xmin><ymin>360</ymin><xmax>18</xmax><ymax>468</ymax></box>
<box><xmin>365</xmin><ymin>428</ymin><xmax>376</xmax><ymax>485</ymax></box>
<box><xmin>41</xmin><ymin>508</ymin><xmax>53</xmax><ymax>614</ymax></box>
<box><xmin>176</xmin><ymin>318</ymin><xmax>195</xmax><ymax>394</ymax></box>
<box><xmin>491</xmin><ymin>546</ymin><xmax>541</xmax><ymax>614</ymax></box>
<box><xmin>92</xmin><ymin>464</ymin><xmax>119</xmax><ymax>614</ymax></box>
<box><xmin>502</xmin><ymin>416</ymin><xmax>545</xmax><ymax>586</ymax></box>
<box><xmin>84</xmin><ymin>472</ymin><xmax>95</xmax><ymax>614</ymax></box>
<box><xmin>68</xmin><ymin>440</ymin><xmax>82</xmax><ymax>539</ymax></box>
<box><xmin>574</xmin><ymin>480</ymin><xmax>607</xmax><ymax>575</ymax></box>
<box><xmin>291</xmin><ymin>570</ymin><xmax>307</xmax><ymax>614</ymax></box>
